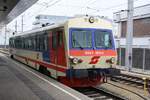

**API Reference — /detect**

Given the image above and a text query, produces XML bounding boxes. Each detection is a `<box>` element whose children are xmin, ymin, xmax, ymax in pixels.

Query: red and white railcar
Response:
<box><xmin>9</xmin><ymin>16</ymin><xmax>119</xmax><ymax>87</ymax></box>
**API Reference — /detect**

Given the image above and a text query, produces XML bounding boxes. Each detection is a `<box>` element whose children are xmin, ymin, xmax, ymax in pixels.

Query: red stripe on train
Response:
<box><xmin>15</xmin><ymin>55</ymin><xmax>67</xmax><ymax>73</ymax></box>
<box><xmin>69</xmin><ymin>50</ymin><xmax>117</xmax><ymax>56</ymax></box>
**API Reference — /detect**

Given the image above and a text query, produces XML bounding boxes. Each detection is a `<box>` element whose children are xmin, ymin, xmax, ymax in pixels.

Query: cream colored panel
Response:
<box><xmin>72</xmin><ymin>56</ymin><xmax>117</xmax><ymax>69</ymax></box>
<box><xmin>13</xmin><ymin>49</ymin><xmax>43</xmax><ymax>68</ymax></box>
<box><xmin>67</xmin><ymin>17</ymin><xmax>112</xmax><ymax>29</ymax></box>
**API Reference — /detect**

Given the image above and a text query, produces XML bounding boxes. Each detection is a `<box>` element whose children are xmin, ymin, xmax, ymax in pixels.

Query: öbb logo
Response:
<box><xmin>89</xmin><ymin>56</ymin><xmax>100</xmax><ymax>64</ymax></box>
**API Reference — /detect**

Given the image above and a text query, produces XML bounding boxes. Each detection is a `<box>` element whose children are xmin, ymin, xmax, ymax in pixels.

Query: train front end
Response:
<box><xmin>60</xmin><ymin>16</ymin><xmax>119</xmax><ymax>87</ymax></box>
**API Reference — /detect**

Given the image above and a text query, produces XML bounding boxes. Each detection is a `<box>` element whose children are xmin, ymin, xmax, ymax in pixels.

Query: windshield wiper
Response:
<box><xmin>104</xmin><ymin>46</ymin><xmax>109</xmax><ymax>49</ymax></box>
<box><xmin>73</xmin><ymin>39</ymin><xmax>83</xmax><ymax>50</ymax></box>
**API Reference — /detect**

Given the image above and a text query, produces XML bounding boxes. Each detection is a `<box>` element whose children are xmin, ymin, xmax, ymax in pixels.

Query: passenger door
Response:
<box><xmin>49</xmin><ymin>30</ymin><xmax>66</xmax><ymax>78</ymax></box>
<box><xmin>57</xmin><ymin>30</ymin><xmax>66</xmax><ymax>67</ymax></box>
<box><xmin>50</xmin><ymin>31</ymin><xmax>58</xmax><ymax>65</ymax></box>
<box><xmin>49</xmin><ymin>30</ymin><xmax>58</xmax><ymax>78</ymax></box>
<box><xmin>50</xmin><ymin>30</ymin><xmax>66</xmax><ymax>66</ymax></box>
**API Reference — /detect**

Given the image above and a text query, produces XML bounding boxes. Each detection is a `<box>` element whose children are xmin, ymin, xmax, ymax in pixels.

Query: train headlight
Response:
<box><xmin>106</xmin><ymin>57</ymin><xmax>116</xmax><ymax>64</ymax></box>
<box><xmin>69</xmin><ymin>56</ymin><xmax>83</xmax><ymax>64</ymax></box>
<box><xmin>89</xmin><ymin>17</ymin><xmax>95</xmax><ymax>23</ymax></box>
<box><xmin>110</xmin><ymin>57</ymin><xmax>115</xmax><ymax>64</ymax></box>
<box><xmin>72</xmin><ymin>58</ymin><xmax>78</xmax><ymax>64</ymax></box>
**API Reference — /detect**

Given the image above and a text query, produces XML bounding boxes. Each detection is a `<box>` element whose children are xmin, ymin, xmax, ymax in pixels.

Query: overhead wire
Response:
<box><xmin>87</xmin><ymin>0</ymin><xmax>141</xmax><ymax>13</ymax></box>
<box><xmin>26</xmin><ymin>0</ymin><xmax>62</xmax><ymax>21</ymax></box>
<box><xmin>81</xmin><ymin>0</ymin><xmax>142</xmax><ymax>15</ymax></box>
<box><xmin>11</xmin><ymin>0</ymin><xmax>146</xmax><ymax>32</ymax></box>
<box><xmin>15</xmin><ymin>0</ymin><xmax>62</xmax><ymax>31</ymax></box>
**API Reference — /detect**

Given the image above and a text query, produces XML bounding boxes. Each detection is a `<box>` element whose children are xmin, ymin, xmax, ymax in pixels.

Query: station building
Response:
<box><xmin>114</xmin><ymin>4</ymin><xmax>150</xmax><ymax>73</ymax></box>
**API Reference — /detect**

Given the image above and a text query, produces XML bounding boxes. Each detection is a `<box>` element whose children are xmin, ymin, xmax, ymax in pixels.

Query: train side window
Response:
<box><xmin>25</xmin><ymin>38</ymin><xmax>27</xmax><ymax>49</ymax></box>
<box><xmin>23</xmin><ymin>38</ymin><xmax>25</xmax><ymax>49</ymax></box>
<box><xmin>9</xmin><ymin>39</ymin><xmax>12</xmax><ymax>47</ymax></box>
<box><xmin>26</xmin><ymin>38</ymin><xmax>29</xmax><ymax>49</ymax></box>
<box><xmin>31</xmin><ymin>36</ymin><xmax>36</xmax><ymax>50</ymax></box>
<box><xmin>28</xmin><ymin>37</ymin><xmax>32</xmax><ymax>49</ymax></box>
<box><xmin>36</xmin><ymin>34</ymin><xmax>40</xmax><ymax>51</ymax></box>
<box><xmin>39</xmin><ymin>34</ymin><xmax>44</xmax><ymax>51</ymax></box>
<box><xmin>19</xmin><ymin>37</ymin><xmax>22</xmax><ymax>49</ymax></box>
<box><xmin>21</xmin><ymin>39</ymin><xmax>23</xmax><ymax>49</ymax></box>
<box><xmin>58</xmin><ymin>31</ymin><xmax>63</xmax><ymax>46</ymax></box>
<box><xmin>15</xmin><ymin>38</ymin><xmax>18</xmax><ymax>48</ymax></box>
<box><xmin>12</xmin><ymin>39</ymin><xmax>14</xmax><ymax>48</ymax></box>
<box><xmin>52</xmin><ymin>32</ymin><xmax>57</xmax><ymax>49</ymax></box>
<box><xmin>43</xmin><ymin>32</ymin><xmax>48</xmax><ymax>51</ymax></box>
<box><xmin>10</xmin><ymin>39</ymin><xmax>12</xmax><ymax>48</ymax></box>
<box><xmin>33</xmin><ymin>36</ymin><xmax>36</xmax><ymax>50</ymax></box>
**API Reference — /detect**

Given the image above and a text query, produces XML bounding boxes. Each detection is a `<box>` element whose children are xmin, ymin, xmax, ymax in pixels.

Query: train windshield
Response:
<box><xmin>94</xmin><ymin>31</ymin><xmax>112</xmax><ymax>49</ymax></box>
<box><xmin>71</xmin><ymin>30</ymin><xmax>92</xmax><ymax>48</ymax></box>
<box><xmin>70</xmin><ymin>29</ymin><xmax>114</xmax><ymax>49</ymax></box>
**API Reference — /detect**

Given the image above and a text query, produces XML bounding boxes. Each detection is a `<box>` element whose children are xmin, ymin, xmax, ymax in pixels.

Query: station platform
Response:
<box><xmin>116</xmin><ymin>65</ymin><xmax>150</xmax><ymax>79</ymax></box>
<box><xmin>0</xmin><ymin>53</ymin><xmax>91</xmax><ymax>100</ymax></box>
<box><xmin>121</xmin><ymin>70</ymin><xmax>150</xmax><ymax>80</ymax></box>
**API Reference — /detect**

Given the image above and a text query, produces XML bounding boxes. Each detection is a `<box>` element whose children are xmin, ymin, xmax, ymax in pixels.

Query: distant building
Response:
<box><xmin>114</xmin><ymin>4</ymin><xmax>150</xmax><ymax>37</ymax></box>
<box><xmin>114</xmin><ymin>4</ymin><xmax>150</xmax><ymax>73</ymax></box>
<box><xmin>32</xmin><ymin>15</ymin><xmax>70</xmax><ymax>29</ymax></box>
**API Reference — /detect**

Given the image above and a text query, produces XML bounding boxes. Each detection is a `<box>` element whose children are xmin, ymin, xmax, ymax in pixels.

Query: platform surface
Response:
<box><xmin>121</xmin><ymin>70</ymin><xmax>150</xmax><ymax>79</ymax></box>
<box><xmin>0</xmin><ymin>55</ymin><xmax>52</xmax><ymax>100</ymax></box>
<box><xmin>98</xmin><ymin>80</ymin><xmax>150</xmax><ymax>100</ymax></box>
<box><xmin>0</xmin><ymin>53</ymin><xmax>91</xmax><ymax>100</ymax></box>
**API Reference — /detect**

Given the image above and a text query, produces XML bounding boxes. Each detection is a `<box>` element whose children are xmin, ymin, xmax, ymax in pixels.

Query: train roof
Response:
<box><xmin>11</xmin><ymin>22</ymin><xmax>65</xmax><ymax>38</ymax></box>
<box><xmin>11</xmin><ymin>15</ymin><xmax>112</xmax><ymax>38</ymax></box>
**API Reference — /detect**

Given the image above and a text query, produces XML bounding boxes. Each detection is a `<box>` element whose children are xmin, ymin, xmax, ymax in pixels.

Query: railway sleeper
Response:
<box><xmin>111</xmin><ymin>77</ymin><xmax>143</xmax><ymax>85</ymax></box>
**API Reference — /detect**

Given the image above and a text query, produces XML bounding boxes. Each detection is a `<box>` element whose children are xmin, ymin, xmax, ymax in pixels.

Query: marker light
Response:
<box><xmin>89</xmin><ymin>17</ymin><xmax>95</xmax><ymax>23</ymax></box>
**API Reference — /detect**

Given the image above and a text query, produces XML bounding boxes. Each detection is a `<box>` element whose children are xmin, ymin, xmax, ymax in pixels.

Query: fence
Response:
<box><xmin>117</xmin><ymin>48</ymin><xmax>150</xmax><ymax>71</ymax></box>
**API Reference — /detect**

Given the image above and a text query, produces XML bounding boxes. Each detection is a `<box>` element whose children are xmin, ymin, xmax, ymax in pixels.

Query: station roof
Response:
<box><xmin>0</xmin><ymin>0</ymin><xmax>38</xmax><ymax>26</ymax></box>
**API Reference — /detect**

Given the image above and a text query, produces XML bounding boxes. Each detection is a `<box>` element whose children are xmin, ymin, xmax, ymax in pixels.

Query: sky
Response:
<box><xmin>0</xmin><ymin>0</ymin><xmax>150</xmax><ymax>45</ymax></box>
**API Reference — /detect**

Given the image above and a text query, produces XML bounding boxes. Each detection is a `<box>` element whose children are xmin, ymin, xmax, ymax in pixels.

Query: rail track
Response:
<box><xmin>0</xmin><ymin>50</ymin><xmax>126</xmax><ymax>100</ymax></box>
<box><xmin>107</xmin><ymin>82</ymin><xmax>148</xmax><ymax>100</ymax></box>
<box><xmin>110</xmin><ymin>74</ymin><xmax>150</xmax><ymax>90</ymax></box>
<box><xmin>74</xmin><ymin>87</ymin><xmax>127</xmax><ymax>100</ymax></box>
<box><xmin>0</xmin><ymin>50</ymin><xmax>149</xmax><ymax>99</ymax></box>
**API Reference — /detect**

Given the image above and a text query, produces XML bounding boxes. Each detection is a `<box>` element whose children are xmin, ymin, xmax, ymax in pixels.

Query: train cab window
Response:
<box><xmin>52</xmin><ymin>32</ymin><xmax>57</xmax><ymax>49</ymax></box>
<box><xmin>94</xmin><ymin>31</ymin><xmax>112</xmax><ymax>49</ymax></box>
<box><xmin>71</xmin><ymin>30</ymin><xmax>92</xmax><ymax>48</ymax></box>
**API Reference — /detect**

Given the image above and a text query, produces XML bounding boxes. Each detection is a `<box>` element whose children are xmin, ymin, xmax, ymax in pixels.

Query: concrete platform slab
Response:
<box><xmin>0</xmin><ymin>53</ymin><xmax>91</xmax><ymax>100</ymax></box>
